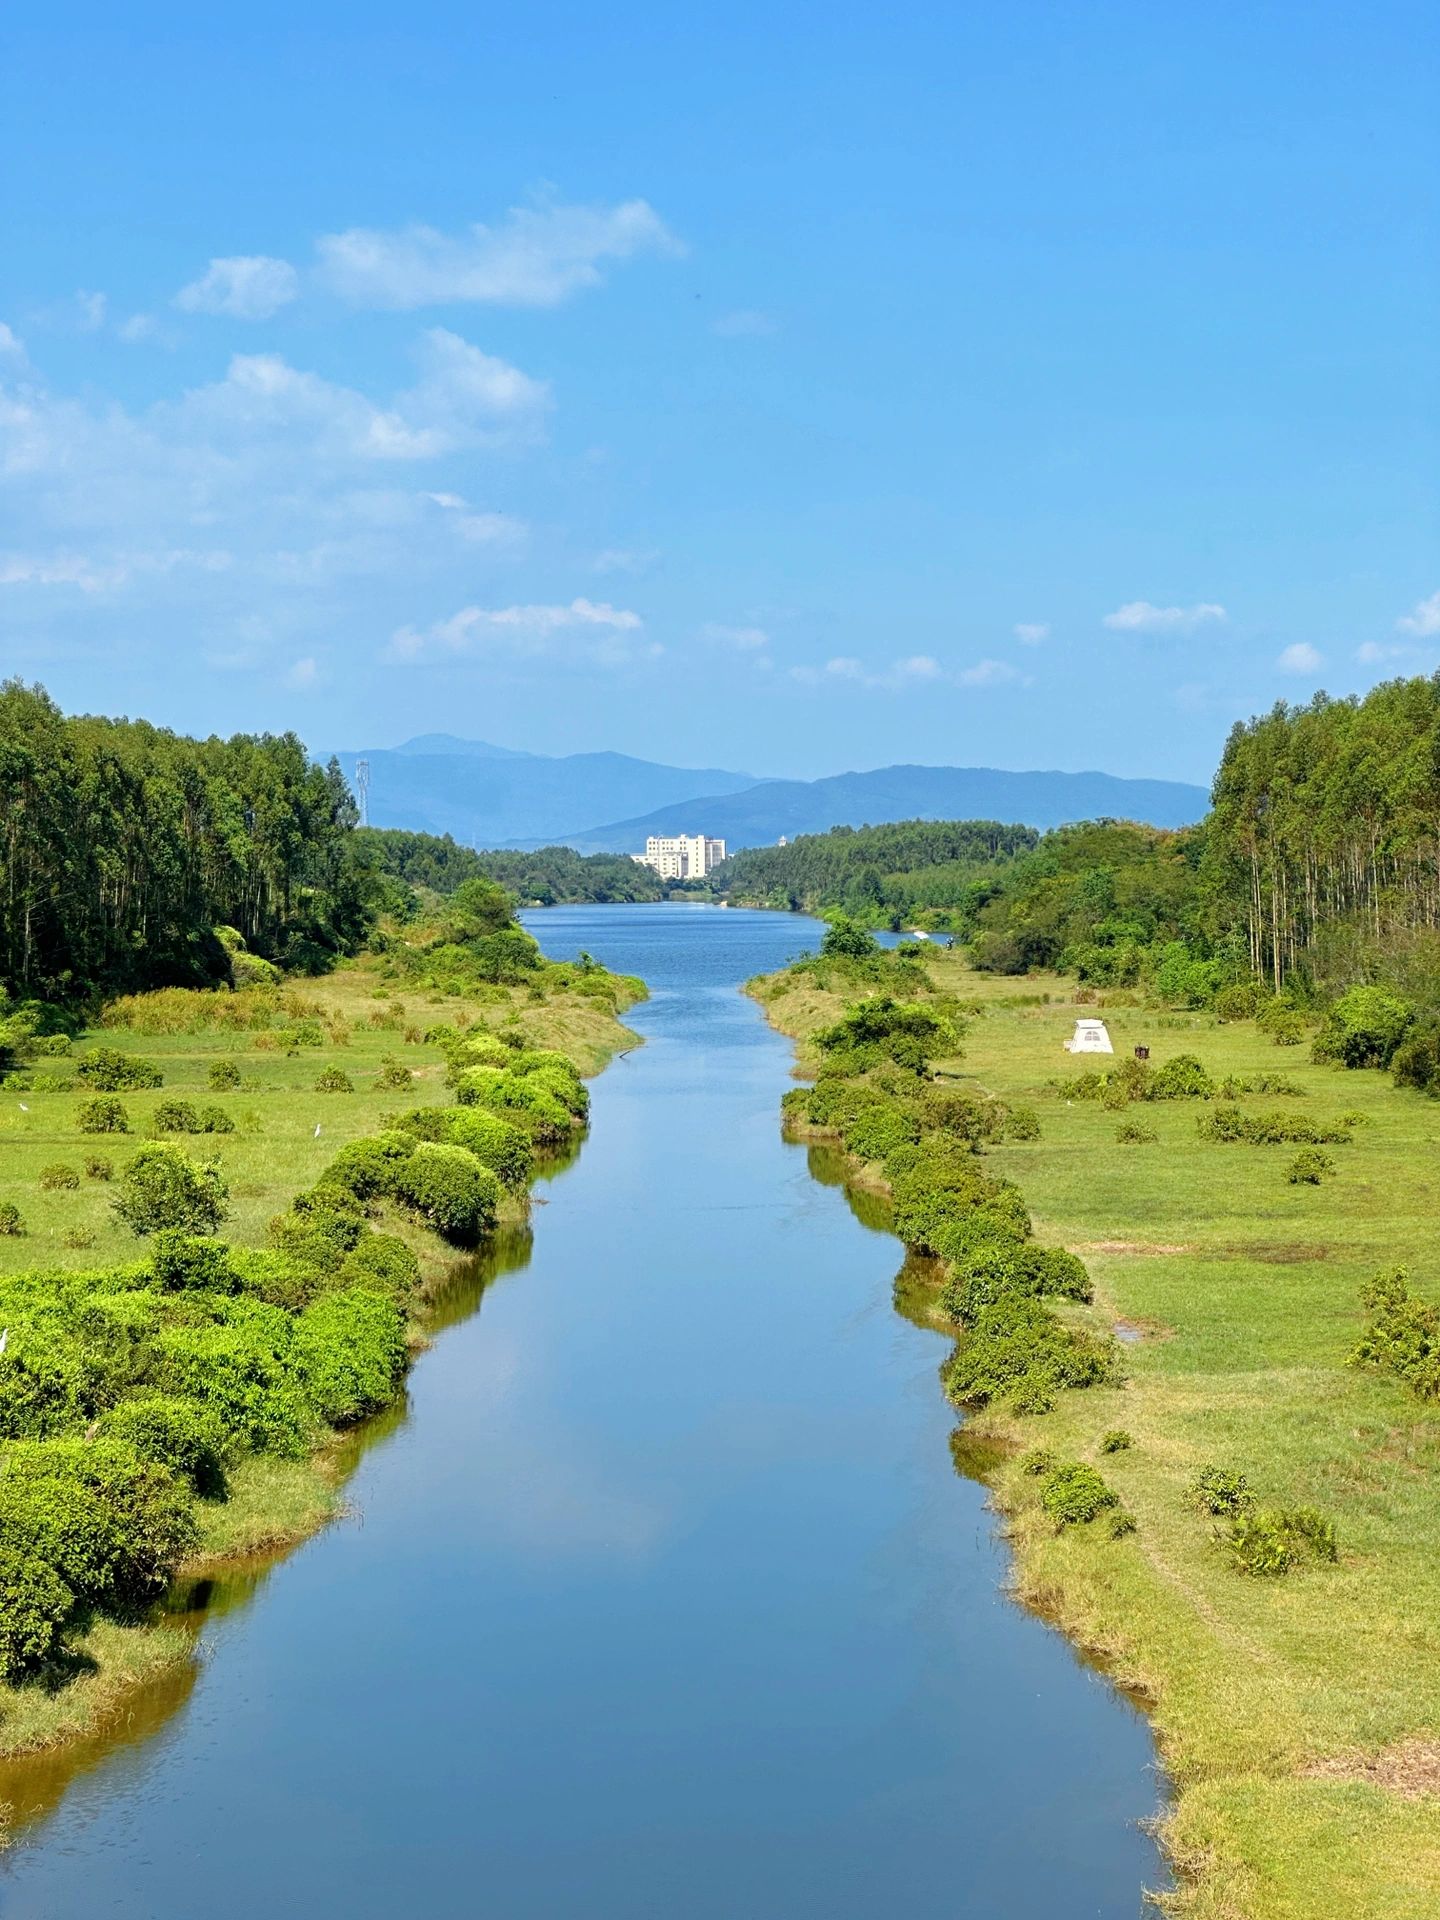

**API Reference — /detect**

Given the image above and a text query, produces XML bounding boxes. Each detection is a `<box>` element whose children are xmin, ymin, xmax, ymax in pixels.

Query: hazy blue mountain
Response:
<box><xmin>327</xmin><ymin>742</ymin><xmax>761</xmax><ymax>847</ymax></box>
<box><xmin>551</xmin><ymin>763</ymin><xmax>1210</xmax><ymax>852</ymax></box>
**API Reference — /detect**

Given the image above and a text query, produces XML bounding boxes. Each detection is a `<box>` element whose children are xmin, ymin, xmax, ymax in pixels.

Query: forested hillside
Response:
<box><xmin>716</xmin><ymin>820</ymin><xmax>1037</xmax><ymax>920</ymax></box>
<box><xmin>356</xmin><ymin>828</ymin><xmax>666</xmax><ymax>906</ymax></box>
<box><xmin>1</xmin><ymin>682</ymin><xmax>374</xmax><ymax>1002</ymax></box>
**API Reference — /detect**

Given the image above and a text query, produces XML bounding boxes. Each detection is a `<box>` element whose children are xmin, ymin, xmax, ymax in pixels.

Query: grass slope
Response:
<box><xmin>753</xmin><ymin>952</ymin><xmax>1440</xmax><ymax>1920</ymax></box>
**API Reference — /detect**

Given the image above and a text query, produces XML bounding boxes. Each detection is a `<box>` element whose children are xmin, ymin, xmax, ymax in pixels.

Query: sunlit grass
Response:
<box><xmin>758</xmin><ymin>954</ymin><xmax>1440</xmax><ymax>1919</ymax></box>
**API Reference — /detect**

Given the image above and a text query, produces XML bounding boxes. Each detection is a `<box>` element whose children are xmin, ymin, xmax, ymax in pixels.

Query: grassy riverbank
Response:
<box><xmin>752</xmin><ymin>944</ymin><xmax>1440</xmax><ymax>1920</ymax></box>
<box><xmin>0</xmin><ymin>950</ymin><xmax>642</xmax><ymax>1775</ymax></box>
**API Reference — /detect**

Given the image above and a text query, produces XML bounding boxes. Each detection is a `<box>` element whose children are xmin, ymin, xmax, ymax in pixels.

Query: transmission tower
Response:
<box><xmin>354</xmin><ymin>758</ymin><xmax>371</xmax><ymax>826</ymax></box>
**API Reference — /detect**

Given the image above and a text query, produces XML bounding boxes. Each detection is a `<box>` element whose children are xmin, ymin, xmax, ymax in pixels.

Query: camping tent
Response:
<box><xmin>1064</xmin><ymin>1018</ymin><xmax>1114</xmax><ymax>1054</ymax></box>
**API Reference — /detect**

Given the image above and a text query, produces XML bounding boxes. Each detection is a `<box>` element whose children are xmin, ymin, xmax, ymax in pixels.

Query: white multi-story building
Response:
<box><xmin>633</xmin><ymin>833</ymin><xmax>727</xmax><ymax>880</ymax></box>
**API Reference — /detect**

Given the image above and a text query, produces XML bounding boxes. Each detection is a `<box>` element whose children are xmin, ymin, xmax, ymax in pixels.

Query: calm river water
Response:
<box><xmin>1</xmin><ymin>903</ymin><xmax>1164</xmax><ymax>1917</ymax></box>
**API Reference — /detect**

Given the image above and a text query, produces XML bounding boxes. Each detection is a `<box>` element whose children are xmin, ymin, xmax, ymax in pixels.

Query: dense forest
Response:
<box><xmin>1</xmin><ymin>681</ymin><xmax>374</xmax><ymax>1003</ymax></box>
<box><xmin>357</xmin><ymin>829</ymin><xmax>666</xmax><ymax>907</ymax></box>
<box><xmin>715</xmin><ymin>820</ymin><xmax>1038</xmax><ymax>921</ymax></box>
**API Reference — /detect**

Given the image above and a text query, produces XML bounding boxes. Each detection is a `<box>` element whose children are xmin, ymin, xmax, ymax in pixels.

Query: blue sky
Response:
<box><xmin>3</xmin><ymin>2</ymin><xmax>1436</xmax><ymax>783</ymax></box>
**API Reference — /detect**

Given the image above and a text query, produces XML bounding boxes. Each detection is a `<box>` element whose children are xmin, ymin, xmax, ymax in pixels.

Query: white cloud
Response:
<box><xmin>1277</xmin><ymin>642</ymin><xmax>1323</xmax><ymax>674</ymax></box>
<box><xmin>1103</xmin><ymin>600</ymin><xmax>1227</xmax><ymax>632</ymax></box>
<box><xmin>0</xmin><ymin>547</ymin><xmax>231</xmax><ymax>593</ymax></box>
<box><xmin>1013</xmin><ymin>621</ymin><xmax>1049</xmax><ymax>645</ymax></box>
<box><xmin>0</xmin><ymin>323</ymin><xmax>24</xmax><ymax>359</ymax></box>
<box><xmin>422</xmin><ymin>491</ymin><xmax>524</xmax><ymax>546</ymax></box>
<box><xmin>75</xmin><ymin>292</ymin><xmax>107</xmax><ymax>332</ymax></box>
<box><xmin>593</xmin><ymin>547</ymin><xmax>658</xmax><ymax>575</ymax></box>
<box><xmin>176</xmin><ymin>256</ymin><xmax>299</xmax><ymax>320</ymax></box>
<box><xmin>1397</xmin><ymin>590</ymin><xmax>1440</xmax><ymax>638</ymax></box>
<box><xmin>711</xmin><ymin>309</ymin><xmax>776</xmax><ymax>337</ymax></box>
<box><xmin>1356</xmin><ymin>639</ymin><xmax>1416</xmax><ymax>665</ymax></box>
<box><xmin>703</xmin><ymin>622</ymin><xmax>770</xmax><ymax>651</ymax></box>
<box><xmin>316</xmin><ymin>198</ymin><xmax>679</xmax><ymax>309</ymax></box>
<box><xmin>284</xmin><ymin>655</ymin><xmax>320</xmax><ymax>690</ymax></box>
<box><xmin>790</xmin><ymin>653</ymin><xmax>1018</xmax><ymax>692</ymax></box>
<box><xmin>958</xmin><ymin>657</ymin><xmax>1023</xmax><ymax>686</ymax></box>
<box><xmin>387</xmin><ymin>597</ymin><xmax>653</xmax><ymax>667</ymax></box>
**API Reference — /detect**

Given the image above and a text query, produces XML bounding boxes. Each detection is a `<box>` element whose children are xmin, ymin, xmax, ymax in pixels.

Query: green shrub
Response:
<box><xmin>1146</xmin><ymin>1054</ymin><xmax>1214</xmax><ymax>1100</ymax></box>
<box><xmin>1115</xmin><ymin>1120</ymin><xmax>1157</xmax><ymax>1144</ymax></box>
<box><xmin>113</xmin><ymin>1144</ymin><xmax>229</xmax><ymax>1236</ymax></box>
<box><xmin>1019</xmin><ymin>1446</ymin><xmax>1055</xmax><ymax>1476</ymax></box>
<box><xmin>207</xmin><ymin>1059</ymin><xmax>243</xmax><ymax>1092</ymax></box>
<box><xmin>1198</xmin><ymin>1106</ymin><xmax>1351</xmax><ymax>1146</ymax></box>
<box><xmin>1217</xmin><ymin>1073</ymin><xmax>1306</xmax><ymax>1098</ymax></box>
<box><xmin>154</xmin><ymin>1098</ymin><xmax>201</xmax><ymax>1134</ymax></box>
<box><xmin>1005</xmin><ymin>1106</ymin><xmax>1041</xmax><ymax>1141</ymax></box>
<box><xmin>1188</xmin><ymin>1465</ymin><xmax>1254</xmax><ymax>1514</ymax></box>
<box><xmin>455</xmin><ymin>1068</ymin><xmax>573</xmax><ymax>1143</ymax></box>
<box><xmin>1286</xmin><ymin>1148</ymin><xmax>1335</xmax><ymax>1185</ymax></box>
<box><xmin>374</xmin><ymin>1058</ymin><xmax>414</xmax><ymax>1092</ymax></box>
<box><xmin>100</xmin><ymin>1394</ymin><xmax>228</xmax><ymax>1494</ymax></box>
<box><xmin>1214</xmin><ymin>981</ymin><xmax>1262</xmax><ymax>1023</ymax></box>
<box><xmin>0</xmin><ymin>1438</ymin><xmax>198</xmax><ymax>1607</ymax></box>
<box><xmin>315</xmin><ymin>1066</ymin><xmax>354</xmax><ymax>1093</ymax></box>
<box><xmin>0</xmin><ymin>1201</ymin><xmax>24</xmax><ymax>1235</ymax></box>
<box><xmin>293</xmin><ymin>1288</ymin><xmax>407</xmax><ymax>1425</ymax></box>
<box><xmin>75</xmin><ymin>1048</ymin><xmax>163</xmax><ymax>1092</ymax></box>
<box><xmin>39</xmin><ymin>1162</ymin><xmax>80</xmax><ymax>1191</ymax></box>
<box><xmin>83</xmin><ymin>1154</ymin><xmax>114</xmax><ymax>1180</ymax></box>
<box><xmin>0</xmin><ymin>1336</ymin><xmax>86</xmax><ymax>1438</ymax></box>
<box><xmin>845</xmin><ymin>1099</ymin><xmax>921</xmax><ymax>1163</ymax></box>
<box><xmin>1312</xmin><ymin>986</ymin><xmax>1414</xmax><ymax>1070</ymax></box>
<box><xmin>335</xmin><ymin>1231</ymin><xmax>422</xmax><ymax>1303</ymax></box>
<box><xmin>61</xmin><ymin>1227</ymin><xmax>96</xmax><ymax>1249</ymax></box>
<box><xmin>1039</xmin><ymin>1462</ymin><xmax>1118</xmax><ymax>1527</ymax></box>
<box><xmin>1224</xmin><ymin>1505</ymin><xmax>1338</xmax><ymax>1577</ymax></box>
<box><xmin>395</xmin><ymin>1142</ymin><xmax>500</xmax><ymax>1245</ymax></box>
<box><xmin>1100</xmin><ymin>1428</ymin><xmax>1133</xmax><ymax>1453</ymax></box>
<box><xmin>76</xmin><ymin>1095</ymin><xmax>130</xmax><ymax>1133</ymax></box>
<box><xmin>1349</xmin><ymin>1269</ymin><xmax>1440</xmax><ymax>1399</ymax></box>
<box><xmin>157</xmin><ymin>1304</ymin><xmax>314</xmax><ymax>1456</ymax></box>
<box><xmin>33</xmin><ymin>1033</ymin><xmax>72</xmax><ymax>1057</ymax></box>
<box><xmin>945</xmin><ymin>1295</ymin><xmax>1113</xmax><ymax>1408</ymax></box>
<box><xmin>32</xmin><ymin>1072</ymin><xmax>71</xmax><ymax>1093</ymax></box>
<box><xmin>1391</xmin><ymin>1020</ymin><xmax>1440</xmax><ymax>1098</ymax></box>
<box><xmin>149</xmin><ymin>1231</ymin><xmax>235</xmax><ymax>1292</ymax></box>
<box><xmin>0</xmin><ymin>1543</ymin><xmax>73</xmax><ymax>1678</ymax></box>
<box><xmin>322</xmin><ymin>1131</ymin><xmax>416</xmax><ymax>1202</ymax></box>
<box><xmin>443</xmin><ymin>1108</ymin><xmax>534</xmax><ymax>1190</ymax></box>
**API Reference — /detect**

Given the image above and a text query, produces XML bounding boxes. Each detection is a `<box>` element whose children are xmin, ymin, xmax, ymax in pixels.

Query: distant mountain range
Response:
<box><xmin>552</xmin><ymin>763</ymin><xmax>1210</xmax><ymax>851</ymax></box>
<box><xmin>327</xmin><ymin>737</ymin><xmax>760</xmax><ymax>846</ymax></box>
<box><xmin>328</xmin><ymin>735</ymin><xmax>1210</xmax><ymax>851</ymax></box>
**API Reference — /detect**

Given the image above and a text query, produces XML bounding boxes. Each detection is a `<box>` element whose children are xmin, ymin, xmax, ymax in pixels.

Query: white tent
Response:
<box><xmin>1064</xmin><ymin>1018</ymin><xmax>1114</xmax><ymax>1054</ymax></box>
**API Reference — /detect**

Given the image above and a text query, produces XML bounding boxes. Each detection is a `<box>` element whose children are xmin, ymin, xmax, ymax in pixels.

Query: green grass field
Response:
<box><xmin>756</xmin><ymin>953</ymin><xmax>1440</xmax><ymax>1920</ymax></box>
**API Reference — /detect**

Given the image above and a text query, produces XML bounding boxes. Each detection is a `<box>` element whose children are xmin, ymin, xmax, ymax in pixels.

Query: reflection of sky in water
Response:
<box><xmin>1</xmin><ymin>905</ymin><xmax>1164</xmax><ymax>1920</ymax></box>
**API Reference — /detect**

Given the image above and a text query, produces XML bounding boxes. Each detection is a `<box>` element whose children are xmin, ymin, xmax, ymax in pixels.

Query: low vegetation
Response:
<box><xmin>753</xmin><ymin>930</ymin><xmax>1440</xmax><ymax>1920</ymax></box>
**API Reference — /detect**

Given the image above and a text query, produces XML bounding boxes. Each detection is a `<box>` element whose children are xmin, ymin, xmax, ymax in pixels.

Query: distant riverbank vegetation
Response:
<box><xmin>721</xmin><ymin>677</ymin><xmax>1440</xmax><ymax>1100</ymax></box>
<box><xmin>354</xmin><ymin>829</ymin><xmax>667</xmax><ymax>909</ymax></box>
<box><xmin>754</xmin><ymin>919</ymin><xmax>1440</xmax><ymax>1917</ymax></box>
<box><xmin>0</xmin><ymin>682</ymin><xmax>643</xmax><ymax>1768</ymax></box>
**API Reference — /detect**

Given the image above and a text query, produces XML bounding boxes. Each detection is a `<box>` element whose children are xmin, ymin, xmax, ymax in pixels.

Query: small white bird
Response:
<box><xmin>313</xmin><ymin>1123</ymin><xmax>322</xmax><ymax>1138</ymax></box>
<box><xmin>0</xmin><ymin>1329</ymin><xmax>8</xmax><ymax>1355</ymax></box>
<box><xmin>18</xmin><ymin>1103</ymin><xmax>28</xmax><ymax>1113</ymax></box>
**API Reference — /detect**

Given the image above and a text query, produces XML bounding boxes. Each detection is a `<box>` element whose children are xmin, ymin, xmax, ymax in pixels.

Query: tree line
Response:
<box><xmin>715</xmin><ymin>819</ymin><xmax>1039</xmax><ymax>922</ymax></box>
<box><xmin>356</xmin><ymin>829</ymin><xmax>667</xmax><ymax>907</ymax></box>
<box><xmin>1</xmin><ymin>681</ymin><xmax>374</xmax><ymax>1004</ymax></box>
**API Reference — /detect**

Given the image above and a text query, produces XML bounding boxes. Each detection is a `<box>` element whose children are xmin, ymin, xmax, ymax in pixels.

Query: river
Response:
<box><xmin>0</xmin><ymin>903</ymin><xmax>1165</xmax><ymax>1917</ymax></box>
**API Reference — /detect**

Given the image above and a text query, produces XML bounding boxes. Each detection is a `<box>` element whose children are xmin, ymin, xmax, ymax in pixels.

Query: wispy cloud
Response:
<box><xmin>711</xmin><ymin>309</ymin><xmax>776</xmax><ymax>338</ymax></box>
<box><xmin>1277</xmin><ymin>642</ymin><xmax>1323</xmax><ymax>674</ymax></box>
<box><xmin>1103</xmin><ymin>600</ymin><xmax>1227</xmax><ymax>633</ymax></box>
<box><xmin>387</xmin><ymin>598</ymin><xmax>654</xmax><ymax>667</ymax></box>
<box><xmin>284</xmin><ymin>655</ymin><xmax>320</xmax><ymax>690</ymax></box>
<box><xmin>316</xmin><ymin>198</ymin><xmax>680</xmax><ymax>309</ymax></box>
<box><xmin>176</xmin><ymin>256</ymin><xmax>299</xmax><ymax>320</ymax></box>
<box><xmin>422</xmin><ymin>492</ymin><xmax>525</xmax><ymax>546</ymax></box>
<box><xmin>790</xmin><ymin>653</ymin><xmax>1023</xmax><ymax>692</ymax></box>
<box><xmin>1356</xmin><ymin>639</ymin><xmax>1418</xmax><ymax>665</ymax></box>
<box><xmin>0</xmin><ymin>323</ymin><xmax>25</xmax><ymax>360</ymax></box>
<box><xmin>593</xmin><ymin>547</ymin><xmax>658</xmax><ymax>575</ymax></box>
<box><xmin>1397</xmin><ymin>589</ymin><xmax>1440</xmax><ymax>638</ymax></box>
<box><xmin>0</xmin><ymin>548</ymin><xmax>231</xmax><ymax>593</ymax></box>
<box><xmin>703</xmin><ymin>622</ymin><xmax>770</xmax><ymax>651</ymax></box>
<box><xmin>1013</xmin><ymin>621</ymin><xmax>1049</xmax><ymax>645</ymax></box>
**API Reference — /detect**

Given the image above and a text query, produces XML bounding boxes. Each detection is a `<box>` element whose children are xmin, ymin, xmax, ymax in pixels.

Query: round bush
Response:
<box><xmin>1287</xmin><ymin>1148</ymin><xmax>1335</xmax><ymax>1185</ymax></box>
<box><xmin>315</xmin><ymin>1066</ymin><xmax>354</xmax><ymax>1093</ymax></box>
<box><xmin>0</xmin><ymin>1438</ymin><xmax>199</xmax><ymax>1608</ymax></box>
<box><xmin>443</xmin><ymin>1108</ymin><xmax>534</xmax><ymax>1190</ymax></box>
<box><xmin>76</xmin><ymin>1095</ymin><xmax>130</xmax><ymax>1133</ymax></box>
<box><xmin>0</xmin><ymin>1543</ymin><xmax>73</xmax><ymax>1679</ymax></box>
<box><xmin>113</xmin><ymin>1144</ymin><xmax>229</xmax><ymax>1236</ymax></box>
<box><xmin>396</xmin><ymin>1142</ymin><xmax>500</xmax><ymax>1246</ymax></box>
<box><xmin>100</xmin><ymin>1394</ymin><xmax>228</xmax><ymax>1494</ymax></box>
<box><xmin>154</xmin><ymin>1098</ymin><xmax>201</xmax><ymax>1134</ymax></box>
<box><xmin>0</xmin><ymin>1201</ymin><xmax>24</xmax><ymax>1235</ymax></box>
<box><xmin>1039</xmin><ymin>1462</ymin><xmax>1118</xmax><ymax>1527</ymax></box>
<box><xmin>150</xmin><ymin>1230</ymin><xmax>235</xmax><ymax>1292</ymax></box>
<box><xmin>293</xmin><ymin>1288</ymin><xmax>408</xmax><ymax>1426</ymax></box>
<box><xmin>207</xmin><ymin>1058</ymin><xmax>243</xmax><ymax>1092</ymax></box>
<box><xmin>75</xmin><ymin>1047</ymin><xmax>163</xmax><ymax>1092</ymax></box>
<box><xmin>39</xmin><ymin>1162</ymin><xmax>80</xmax><ymax>1191</ymax></box>
<box><xmin>83</xmin><ymin>1154</ymin><xmax>114</xmax><ymax>1181</ymax></box>
<box><xmin>374</xmin><ymin>1059</ymin><xmax>414</xmax><ymax>1092</ymax></box>
<box><xmin>336</xmin><ymin>1231</ymin><xmax>422</xmax><ymax>1303</ymax></box>
<box><xmin>322</xmin><ymin>1131</ymin><xmax>416</xmax><ymax>1202</ymax></box>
